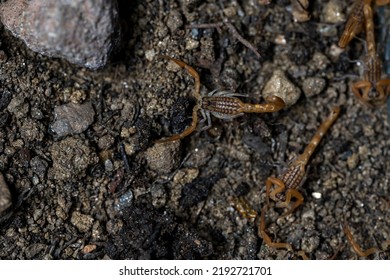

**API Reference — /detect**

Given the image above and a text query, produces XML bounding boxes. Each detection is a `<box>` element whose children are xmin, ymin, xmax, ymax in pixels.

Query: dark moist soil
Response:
<box><xmin>0</xmin><ymin>0</ymin><xmax>389</xmax><ymax>260</ymax></box>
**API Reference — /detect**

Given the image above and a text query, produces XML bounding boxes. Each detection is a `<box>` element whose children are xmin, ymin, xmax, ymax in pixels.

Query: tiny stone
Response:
<box><xmin>30</xmin><ymin>156</ymin><xmax>49</xmax><ymax>180</ymax></box>
<box><xmin>302</xmin><ymin>77</ymin><xmax>326</xmax><ymax>98</ymax></box>
<box><xmin>291</xmin><ymin>0</ymin><xmax>310</xmax><ymax>22</ymax></box>
<box><xmin>7</xmin><ymin>95</ymin><xmax>28</xmax><ymax>119</ymax></box>
<box><xmin>70</xmin><ymin>211</ymin><xmax>94</xmax><ymax>233</ymax></box>
<box><xmin>0</xmin><ymin>50</ymin><xmax>7</xmax><ymax>64</ymax></box>
<box><xmin>166</xmin><ymin>10</ymin><xmax>183</xmax><ymax>33</ymax></box>
<box><xmin>302</xmin><ymin>209</ymin><xmax>315</xmax><ymax>220</ymax></box>
<box><xmin>98</xmin><ymin>134</ymin><xmax>115</xmax><ymax>150</ymax></box>
<box><xmin>145</xmin><ymin>49</ymin><xmax>156</xmax><ymax>61</ymax></box>
<box><xmin>104</xmin><ymin>159</ymin><xmax>114</xmax><ymax>172</ymax></box>
<box><xmin>262</xmin><ymin>70</ymin><xmax>301</xmax><ymax>108</ymax></box>
<box><xmin>223</xmin><ymin>6</ymin><xmax>237</xmax><ymax>17</ymax></box>
<box><xmin>185</xmin><ymin>38</ymin><xmax>199</xmax><ymax>50</ymax></box>
<box><xmin>329</xmin><ymin>44</ymin><xmax>344</xmax><ymax>61</ymax></box>
<box><xmin>311</xmin><ymin>52</ymin><xmax>330</xmax><ymax>71</ymax></box>
<box><xmin>49</xmin><ymin>137</ymin><xmax>98</xmax><ymax>181</ymax></box>
<box><xmin>274</xmin><ymin>34</ymin><xmax>287</xmax><ymax>45</ymax></box>
<box><xmin>323</xmin><ymin>0</ymin><xmax>345</xmax><ymax>24</ymax></box>
<box><xmin>70</xmin><ymin>89</ymin><xmax>87</xmax><ymax>104</ymax></box>
<box><xmin>51</xmin><ymin>102</ymin><xmax>95</xmax><ymax>137</ymax></box>
<box><xmin>145</xmin><ymin>141</ymin><xmax>181</xmax><ymax>174</ymax></box>
<box><xmin>173</xmin><ymin>168</ymin><xmax>199</xmax><ymax>185</ymax></box>
<box><xmin>0</xmin><ymin>173</ymin><xmax>12</xmax><ymax>213</ymax></box>
<box><xmin>347</xmin><ymin>153</ymin><xmax>359</xmax><ymax>170</ymax></box>
<box><xmin>151</xmin><ymin>184</ymin><xmax>167</xmax><ymax>208</ymax></box>
<box><xmin>312</xmin><ymin>192</ymin><xmax>322</xmax><ymax>199</ymax></box>
<box><xmin>114</xmin><ymin>189</ymin><xmax>133</xmax><ymax>212</ymax></box>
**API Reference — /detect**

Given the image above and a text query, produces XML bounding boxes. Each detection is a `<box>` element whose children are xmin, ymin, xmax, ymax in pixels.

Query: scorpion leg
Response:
<box><xmin>159</xmin><ymin>55</ymin><xmax>201</xmax><ymax>100</ymax></box>
<box><xmin>276</xmin><ymin>189</ymin><xmax>304</xmax><ymax>218</ymax></box>
<box><xmin>156</xmin><ymin>56</ymin><xmax>202</xmax><ymax>143</ymax></box>
<box><xmin>351</xmin><ymin>80</ymin><xmax>374</xmax><ymax>107</ymax></box>
<box><xmin>375</xmin><ymin>78</ymin><xmax>390</xmax><ymax>105</ymax></box>
<box><xmin>156</xmin><ymin>105</ymin><xmax>200</xmax><ymax>143</ymax></box>
<box><xmin>343</xmin><ymin>222</ymin><xmax>379</xmax><ymax>257</ymax></box>
<box><xmin>266</xmin><ymin>177</ymin><xmax>286</xmax><ymax>207</ymax></box>
<box><xmin>259</xmin><ymin>205</ymin><xmax>293</xmax><ymax>251</ymax></box>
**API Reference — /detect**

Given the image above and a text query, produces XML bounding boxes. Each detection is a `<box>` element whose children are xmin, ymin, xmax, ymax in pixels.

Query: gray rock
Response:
<box><xmin>0</xmin><ymin>0</ymin><xmax>121</xmax><ymax>69</ymax></box>
<box><xmin>51</xmin><ymin>102</ymin><xmax>95</xmax><ymax>137</ymax></box>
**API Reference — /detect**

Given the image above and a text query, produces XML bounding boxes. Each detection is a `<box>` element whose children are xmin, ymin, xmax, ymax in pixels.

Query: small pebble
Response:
<box><xmin>347</xmin><ymin>153</ymin><xmax>359</xmax><ymax>170</ymax></box>
<box><xmin>98</xmin><ymin>134</ymin><xmax>115</xmax><ymax>150</ymax></box>
<box><xmin>302</xmin><ymin>77</ymin><xmax>326</xmax><ymax>98</ymax></box>
<box><xmin>0</xmin><ymin>173</ymin><xmax>12</xmax><ymax>213</ymax></box>
<box><xmin>262</xmin><ymin>70</ymin><xmax>301</xmax><ymax>108</ymax></box>
<box><xmin>312</xmin><ymin>192</ymin><xmax>322</xmax><ymax>199</ymax></box>
<box><xmin>185</xmin><ymin>38</ymin><xmax>199</xmax><ymax>50</ymax></box>
<box><xmin>151</xmin><ymin>184</ymin><xmax>167</xmax><ymax>208</ymax></box>
<box><xmin>0</xmin><ymin>50</ymin><xmax>7</xmax><ymax>64</ymax></box>
<box><xmin>82</xmin><ymin>244</ymin><xmax>97</xmax><ymax>254</ymax></box>
<box><xmin>145</xmin><ymin>141</ymin><xmax>181</xmax><ymax>174</ymax></box>
<box><xmin>302</xmin><ymin>209</ymin><xmax>315</xmax><ymax>220</ymax></box>
<box><xmin>49</xmin><ymin>137</ymin><xmax>98</xmax><ymax>181</ymax></box>
<box><xmin>50</xmin><ymin>102</ymin><xmax>95</xmax><ymax>137</ymax></box>
<box><xmin>114</xmin><ymin>189</ymin><xmax>134</xmax><ymax>212</ymax></box>
<box><xmin>145</xmin><ymin>49</ymin><xmax>156</xmax><ymax>61</ymax></box>
<box><xmin>291</xmin><ymin>0</ymin><xmax>310</xmax><ymax>22</ymax></box>
<box><xmin>311</xmin><ymin>52</ymin><xmax>330</xmax><ymax>71</ymax></box>
<box><xmin>323</xmin><ymin>0</ymin><xmax>345</xmax><ymax>24</ymax></box>
<box><xmin>166</xmin><ymin>10</ymin><xmax>183</xmax><ymax>33</ymax></box>
<box><xmin>70</xmin><ymin>211</ymin><xmax>94</xmax><ymax>233</ymax></box>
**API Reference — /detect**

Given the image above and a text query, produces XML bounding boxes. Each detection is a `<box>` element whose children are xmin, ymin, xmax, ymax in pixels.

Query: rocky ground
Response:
<box><xmin>0</xmin><ymin>0</ymin><xmax>389</xmax><ymax>260</ymax></box>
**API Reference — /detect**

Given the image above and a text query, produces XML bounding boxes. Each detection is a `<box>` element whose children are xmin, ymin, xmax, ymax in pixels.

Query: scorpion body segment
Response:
<box><xmin>202</xmin><ymin>96</ymin><xmax>245</xmax><ymax>119</ymax></box>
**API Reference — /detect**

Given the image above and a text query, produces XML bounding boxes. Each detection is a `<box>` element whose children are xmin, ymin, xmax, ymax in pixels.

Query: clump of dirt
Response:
<box><xmin>0</xmin><ymin>0</ymin><xmax>389</xmax><ymax>260</ymax></box>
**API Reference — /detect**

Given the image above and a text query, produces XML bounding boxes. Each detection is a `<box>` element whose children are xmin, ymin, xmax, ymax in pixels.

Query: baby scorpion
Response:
<box><xmin>265</xmin><ymin>106</ymin><xmax>340</xmax><ymax>217</ymax></box>
<box><xmin>233</xmin><ymin>107</ymin><xmax>340</xmax><ymax>252</ymax></box>
<box><xmin>156</xmin><ymin>56</ymin><xmax>285</xmax><ymax>143</ymax></box>
<box><xmin>352</xmin><ymin>0</ymin><xmax>390</xmax><ymax>106</ymax></box>
<box><xmin>339</xmin><ymin>0</ymin><xmax>390</xmax><ymax>106</ymax></box>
